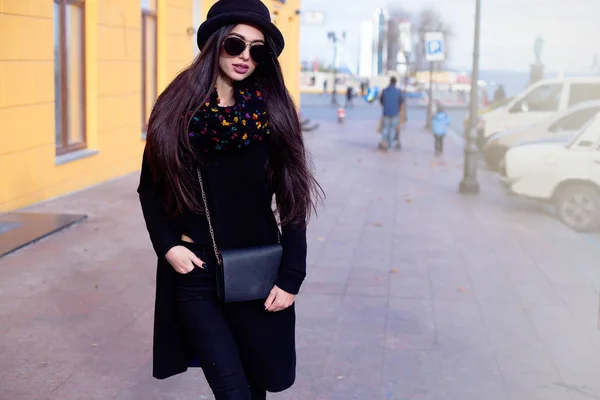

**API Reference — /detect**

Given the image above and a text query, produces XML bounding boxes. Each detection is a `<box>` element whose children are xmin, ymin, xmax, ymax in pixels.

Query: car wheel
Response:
<box><xmin>556</xmin><ymin>184</ymin><xmax>600</xmax><ymax>232</ymax></box>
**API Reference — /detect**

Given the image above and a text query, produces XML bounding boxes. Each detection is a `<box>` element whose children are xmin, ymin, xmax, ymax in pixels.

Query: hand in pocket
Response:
<box><xmin>165</xmin><ymin>245</ymin><xmax>206</xmax><ymax>274</ymax></box>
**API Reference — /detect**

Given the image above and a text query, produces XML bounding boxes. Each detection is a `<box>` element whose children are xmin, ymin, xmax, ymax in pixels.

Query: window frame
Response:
<box><xmin>54</xmin><ymin>0</ymin><xmax>87</xmax><ymax>156</ymax></box>
<box><xmin>141</xmin><ymin>5</ymin><xmax>158</xmax><ymax>136</ymax></box>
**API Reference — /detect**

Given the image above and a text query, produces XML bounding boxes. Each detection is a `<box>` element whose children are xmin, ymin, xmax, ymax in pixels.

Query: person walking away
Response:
<box><xmin>322</xmin><ymin>79</ymin><xmax>328</xmax><ymax>96</ymax></box>
<box><xmin>137</xmin><ymin>1</ymin><xmax>324</xmax><ymax>398</ymax></box>
<box><xmin>493</xmin><ymin>84</ymin><xmax>506</xmax><ymax>104</ymax></box>
<box><xmin>432</xmin><ymin>103</ymin><xmax>451</xmax><ymax>156</ymax></box>
<box><xmin>346</xmin><ymin>86</ymin><xmax>354</xmax><ymax>108</ymax></box>
<box><xmin>379</xmin><ymin>77</ymin><xmax>404</xmax><ymax>151</ymax></box>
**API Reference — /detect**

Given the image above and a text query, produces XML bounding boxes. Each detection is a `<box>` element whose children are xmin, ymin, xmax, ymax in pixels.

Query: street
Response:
<box><xmin>1</xmin><ymin>94</ymin><xmax>600</xmax><ymax>399</ymax></box>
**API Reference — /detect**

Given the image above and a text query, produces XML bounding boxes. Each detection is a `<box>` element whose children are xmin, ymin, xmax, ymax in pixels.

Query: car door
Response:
<box><xmin>562</xmin><ymin>115</ymin><xmax>600</xmax><ymax>184</ymax></box>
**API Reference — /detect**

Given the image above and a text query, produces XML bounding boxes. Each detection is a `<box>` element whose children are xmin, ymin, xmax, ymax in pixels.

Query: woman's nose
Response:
<box><xmin>240</xmin><ymin>46</ymin><xmax>251</xmax><ymax>61</ymax></box>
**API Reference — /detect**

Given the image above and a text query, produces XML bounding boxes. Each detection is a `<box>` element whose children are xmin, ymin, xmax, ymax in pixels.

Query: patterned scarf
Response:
<box><xmin>187</xmin><ymin>84</ymin><xmax>271</xmax><ymax>152</ymax></box>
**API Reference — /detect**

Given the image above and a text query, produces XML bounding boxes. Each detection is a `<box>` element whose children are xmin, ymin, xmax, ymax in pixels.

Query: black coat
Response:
<box><xmin>137</xmin><ymin>139</ymin><xmax>307</xmax><ymax>380</ymax></box>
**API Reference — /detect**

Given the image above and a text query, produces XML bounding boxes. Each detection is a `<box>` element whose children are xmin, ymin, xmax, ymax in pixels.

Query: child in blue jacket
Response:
<box><xmin>431</xmin><ymin>103</ymin><xmax>451</xmax><ymax>155</ymax></box>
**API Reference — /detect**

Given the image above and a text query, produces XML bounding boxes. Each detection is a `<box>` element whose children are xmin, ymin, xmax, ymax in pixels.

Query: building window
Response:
<box><xmin>54</xmin><ymin>0</ymin><xmax>86</xmax><ymax>155</ymax></box>
<box><xmin>141</xmin><ymin>0</ymin><xmax>158</xmax><ymax>134</ymax></box>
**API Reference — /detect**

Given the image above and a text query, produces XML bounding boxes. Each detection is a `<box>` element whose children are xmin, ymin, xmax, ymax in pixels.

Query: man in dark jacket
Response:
<box><xmin>379</xmin><ymin>77</ymin><xmax>404</xmax><ymax>150</ymax></box>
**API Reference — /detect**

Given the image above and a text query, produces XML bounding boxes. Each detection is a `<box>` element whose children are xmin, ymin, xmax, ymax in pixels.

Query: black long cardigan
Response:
<box><xmin>137</xmin><ymin>140</ymin><xmax>307</xmax><ymax>379</ymax></box>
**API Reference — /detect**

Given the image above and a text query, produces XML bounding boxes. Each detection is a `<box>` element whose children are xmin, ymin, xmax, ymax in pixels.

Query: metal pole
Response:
<box><xmin>404</xmin><ymin>51</ymin><xmax>410</xmax><ymax>89</ymax></box>
<box><xmin>331</xmin><ymin>35</ymin><xmax>338</xmax><ymax>105</ymax></box>
<box><xmin>425</xmin><ymin>61</ymin><xmax>434</xmax><ymax>128</ymax></box>
<box><xmin>459</xmin><ymin>0</ymin><xmax>481</xmax><ymax>194</ymax></box>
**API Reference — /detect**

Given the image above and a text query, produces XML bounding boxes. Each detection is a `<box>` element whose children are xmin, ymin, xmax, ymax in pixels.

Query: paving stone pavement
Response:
<box><xmin>2</xmin><ymin>113</ymin><xmax>600</xmax><ymax>400</ymax></box>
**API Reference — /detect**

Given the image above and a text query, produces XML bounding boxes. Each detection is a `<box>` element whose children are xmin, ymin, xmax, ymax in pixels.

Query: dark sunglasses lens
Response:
<box><xmin>250</xmin><ymin>45</ymin><xmax>268</xmax><ymax>63</ymax></box>
<box><xmin>223</xmin><ymin>37</ymin><xmax>246</xmax><ymax>56</ymax></box>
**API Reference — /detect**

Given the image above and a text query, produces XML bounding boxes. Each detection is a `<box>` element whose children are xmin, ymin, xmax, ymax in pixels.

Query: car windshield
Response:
<box><xmin>566</xmin><ymin>112</ymin><xmax>600</xmax><ymax>148</ymax></box>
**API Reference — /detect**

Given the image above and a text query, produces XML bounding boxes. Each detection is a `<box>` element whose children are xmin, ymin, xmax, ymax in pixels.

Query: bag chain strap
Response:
<box><xmin>196</xmin><ymin>168</ymin><xmax>222</xmax><ymax>265</ymax></box>
<box><xmin>196</xmin><ymin>168</ymin><xmax>282</xmax><ymax>266</ymax></box>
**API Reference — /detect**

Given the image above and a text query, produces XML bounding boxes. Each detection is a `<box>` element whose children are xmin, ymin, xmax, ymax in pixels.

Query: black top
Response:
<box><xmin>137</xmin><ymin>137</ymin><xmax>307</xmax><ymax>295</ymax></box>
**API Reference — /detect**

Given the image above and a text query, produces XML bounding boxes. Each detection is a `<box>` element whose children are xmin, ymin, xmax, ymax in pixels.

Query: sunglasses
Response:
<box><xmin>222</xmin><ymin>36</ymin><xmax>269</xmax><ymax>64</ymax></box>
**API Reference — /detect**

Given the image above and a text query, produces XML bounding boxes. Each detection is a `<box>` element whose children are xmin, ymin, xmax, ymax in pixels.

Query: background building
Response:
<box><xmin>0</xmin><ymin>0</ymin><xmax>300</xmax><ymax>212</ymax></box>
<box><xmin>373</xmin><ymin>8</ymin><xmax>388</xmax><ymax>76</ymax></box>
<box><xmin>358</xmin><ymin>21</ymin><xmax>373</xmax><ymax>77</ymax></box>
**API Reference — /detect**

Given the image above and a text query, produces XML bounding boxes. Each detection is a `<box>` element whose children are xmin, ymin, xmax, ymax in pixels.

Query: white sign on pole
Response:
<box><xmin>302</xmin><ymin>11</ymin><xmax>326</xmax><ymax>26</ymax></box>
<box><xmin>398</xmin><ymin>21</ymin><xmax>412</xmax><ymax>53</ymax></box>
<box><xmin>425</xmin><ymin>32</ymin><xmax>445</xmax><ymax>62</ymax></box>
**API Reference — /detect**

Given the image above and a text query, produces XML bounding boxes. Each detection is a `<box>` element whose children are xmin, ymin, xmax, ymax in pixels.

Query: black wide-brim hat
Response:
<box><xmin>197</xmin><ymin>0</ymin><xmax>285</xmax><ymax>56</ymax></box>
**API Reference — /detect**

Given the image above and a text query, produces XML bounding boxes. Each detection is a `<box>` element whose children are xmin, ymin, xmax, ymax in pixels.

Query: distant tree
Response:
<box><xmin>386</xmin><ymin>5</ymin><xmax>412</xmax><ymax>72</ymax></box>
<box><xmin>414</xmin><ymin>8</ymin><xmax>453</xmax><ymax>71</ymax></box>
<box><xmin>384</xmin><ymin>5</ymin><xmax>452</xmax><ymax>73</ymax></box>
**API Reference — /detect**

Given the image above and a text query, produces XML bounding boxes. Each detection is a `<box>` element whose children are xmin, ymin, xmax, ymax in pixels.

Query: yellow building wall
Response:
<box><xmin>0</xmin><ymin>0</ymin><xmax>300</xmax><ymax>212</ymax></box>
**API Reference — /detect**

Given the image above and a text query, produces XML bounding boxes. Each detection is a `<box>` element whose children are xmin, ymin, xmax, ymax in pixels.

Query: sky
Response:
<box><xmin>299</xmin><ymin>0</ymin><xmax>600</xmax><ymax>73</ymax></box>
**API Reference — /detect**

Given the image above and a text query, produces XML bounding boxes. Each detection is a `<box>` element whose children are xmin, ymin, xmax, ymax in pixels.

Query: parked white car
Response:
<box><xmin>483</xmin><ymin>100</ymin><xmax>600</xmax><ymax>172</ymax></box>
<box><xmin>503</xmin><ymin>114</ymin><xmax>600</xmax><ymax>231</ymax></box>
<box><xmin>477</xmin><ymin>76</ymin><xmax>600</xmax><ymax>148</ymax></box>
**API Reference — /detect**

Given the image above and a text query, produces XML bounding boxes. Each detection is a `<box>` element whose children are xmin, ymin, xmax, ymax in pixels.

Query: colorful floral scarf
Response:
<box><xmin>187</xmin><ymin>84</ymin><xmax>271</xmax><ymax>152</ymax></box>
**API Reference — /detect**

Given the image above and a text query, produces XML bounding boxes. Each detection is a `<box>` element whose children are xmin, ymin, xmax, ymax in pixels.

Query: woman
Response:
<box><xmin>137</xmin><ymin>1</ymin><xmax>323</xmax><ymax>399</ymax></box>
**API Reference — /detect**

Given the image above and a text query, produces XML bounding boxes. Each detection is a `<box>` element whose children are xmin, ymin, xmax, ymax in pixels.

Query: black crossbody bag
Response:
<box><xmin>196</xmin><ymin>169</ymin><xmax>283</xmax><ymax>303</ymax></box>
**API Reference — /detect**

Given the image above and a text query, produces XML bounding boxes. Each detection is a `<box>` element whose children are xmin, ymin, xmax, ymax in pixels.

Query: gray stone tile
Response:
<box><xmin>434</xmin><ymin>301</ymin><xmax>503</xmax><ymax>390</ymax></box>
<box><xmin>389</xmin><ymin>268</ymin><xmax>431</xmax><ymax>299</ymax></box>
<box><xmin>385</xmin><ymin>298</ymin><xmax>438</xmax><ymax>351</ymax></box>
<box><xmin>511</xmin><ymin>279</ymin><xmax>566</xmax><ymax>307</ymax></box>
<box><xmin>529</xmin><ymin>305</ymin><xmax>600</xmax><ymax>397</ymax></box>
<box><xmin>465</xmin><ymin>262</ymin><xmax>519</xmax><ymax>303</ymax></box>
<box><xmin>382</xmin><ymin>349</ymin><xmax>443</xmax><ymax>400</ymax></box>
<box><xmin>477</xmin><ymin>302</ymin><xmax>557</xmax><ymax>374</ymax></box>
<box><xmin>428</xmin><ymin>263</ymin><xmax>475</xmax><ymax>302</ymax></box>
<box><xmin>502</xmin><ymin>372</ymin><xmax>573</xmax><ymax>400</ymax></box>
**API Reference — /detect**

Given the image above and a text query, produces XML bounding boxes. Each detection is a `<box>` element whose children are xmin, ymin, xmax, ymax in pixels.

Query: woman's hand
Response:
<box><xmin>264</xmin><ymin>285</ymin><xmax>296</xmax><ymax>312</ymax></box>
<box><xmin>165</xmin><ymin>245</ymin><xmax>205</xmax><ymax>274</ymax></box>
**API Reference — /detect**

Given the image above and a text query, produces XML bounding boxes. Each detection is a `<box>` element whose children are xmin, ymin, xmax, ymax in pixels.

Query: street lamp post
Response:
<box><xmin>425</xmin><ymin>61</ymin><xmax>434</xmax><ymax>129</ymax></box>
<box><xmin>327</xmin><ymin>31</ymin><xmax>343</xmax><ymax>105</ymax></box>
<box><xmin>459</xmin><ymin>0</ymin><xmax>481</xmax><ymax>194</ymax></box>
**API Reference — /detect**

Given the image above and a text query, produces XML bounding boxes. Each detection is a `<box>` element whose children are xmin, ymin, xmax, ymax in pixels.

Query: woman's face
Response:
<box><xmin>219</xmin><ymin>24</ymin><xmax>265</xmax><ymax>82</ymax></box>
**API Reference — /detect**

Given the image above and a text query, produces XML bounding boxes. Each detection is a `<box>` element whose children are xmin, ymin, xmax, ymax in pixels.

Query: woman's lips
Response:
<box><xmin>232</xmin><ymin>64</ymin><xmax>249</xmax><ymax>74</ymax></box>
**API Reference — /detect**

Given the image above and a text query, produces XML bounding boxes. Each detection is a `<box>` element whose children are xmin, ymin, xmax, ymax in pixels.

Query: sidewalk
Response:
<box><xmin>2</xmin><ymin>117</ymin><xmax>600</xmax><ymax>400</ymax></box>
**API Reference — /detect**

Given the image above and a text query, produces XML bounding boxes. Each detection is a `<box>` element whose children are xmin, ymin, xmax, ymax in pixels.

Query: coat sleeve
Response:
<box><xmin>137</xmin><ymin>149</ymin><xmax>182</xmax><ymax>258</ymax></box>
<box><xmin>274</xmin><ymin>220</ymin><xmax>307</xmax><ymax>295</ymax></box>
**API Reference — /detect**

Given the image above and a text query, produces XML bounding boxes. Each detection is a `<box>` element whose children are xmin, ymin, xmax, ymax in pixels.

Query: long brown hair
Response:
<box><xmin>145</xmin><ymin>25</ymin><xmax>323</xmax><ymax>226</ymax></box>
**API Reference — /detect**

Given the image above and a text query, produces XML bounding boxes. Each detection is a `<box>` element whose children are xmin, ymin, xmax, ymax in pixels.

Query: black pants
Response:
<box><xmin>435</xmin><ymin>135</ymin><xmax>444</xmax><ymax>153</ymax></box>
<box><xmin>174</xmin><ymin>242</ymin><xmax>296</xmax><ymax>400</ymax></box>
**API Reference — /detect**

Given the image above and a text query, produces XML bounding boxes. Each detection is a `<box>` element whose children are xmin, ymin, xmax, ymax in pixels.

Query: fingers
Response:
<box><xmin>270</xmin><ymin>298</ymin><xmax>293</xmax><ymax>312</ymax></box>
<box><xmin>264</xmin><ymin>288</ymin><xmax>277</xmax><ymax>311</ymax></box>
<box><xmin>265</xmin><ymin>287</ymin><xmax>295</xmax><ymax>312</ymax></box>
<box><xmin>190</xmin><ymin>253</ymin><xmax>207</xmax><ymax>269</ymax></box>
